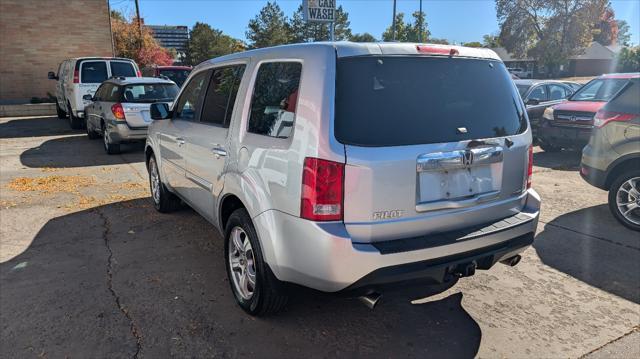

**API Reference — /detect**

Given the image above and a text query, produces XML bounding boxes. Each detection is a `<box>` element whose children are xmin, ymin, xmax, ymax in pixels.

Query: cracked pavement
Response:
<box><xmin>1</xmin><ymin>116</ymin><xmax>639</xmax><ymax>358</ymax></box>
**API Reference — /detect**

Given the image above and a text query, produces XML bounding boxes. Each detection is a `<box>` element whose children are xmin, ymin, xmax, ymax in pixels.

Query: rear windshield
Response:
<box><xmin>335</xmin><ymin>56</ymin><xmax>526</xmax><ymax>147</ymax></box>
<box><xmin>81</xmin><ymin>61</ymin><xmax>108</xmax><ymax>83</ymax></box>
<box><xmin>111</xmin><ymin>61</ymin><xmax>137</xmax><ymax>77</ymax></box>
<box><xmin>122</xmin><ymin>83</ymin><xmax>179</xmax><ymax>103</ymax></box>
<box><xmin>159</xmin><ymin>69</ymin><xmax>190</xmax><ymax>86</ymax></box>
<box><xmin>570</xmin><ymin>78</ymin><xmax>628</xmax><ymax>102</ymax></box>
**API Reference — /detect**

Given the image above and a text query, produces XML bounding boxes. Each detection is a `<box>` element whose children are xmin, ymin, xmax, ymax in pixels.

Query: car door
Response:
<box><xmin>158</xmin><ymin>70</ymin><xmax>210</xmax><ymax>195</ymax></box>
<box><xmin>525</xmin><ymin>84</ymin><xmax>549</xmax><ymax>122</ymax></box>
<box><xmin>183</xmin><ymin>65</ymin><xmax>245</xmax><ymax>223</ymax></box>
<box><xmin>85</xmin><ymin>83</ymin><xmax>106</xmax><ymax>131</ymax></box>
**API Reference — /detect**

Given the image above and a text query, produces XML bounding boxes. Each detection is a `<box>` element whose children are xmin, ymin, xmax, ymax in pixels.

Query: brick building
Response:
<box><xmin>0</xmin><ymin>0</ymin><xmax>113</xmax><ymax>104</ymax></box>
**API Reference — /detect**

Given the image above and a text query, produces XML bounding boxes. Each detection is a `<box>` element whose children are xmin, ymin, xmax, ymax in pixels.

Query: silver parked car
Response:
<box><xmin>84</xmin><ymin>77</ymin><xmax>179</xmax><ymax>154</ymax></box>
<box><xmin>145</xmin><ymin>42</ymin><xmax>541</xmax><ymax>316</ymax></box>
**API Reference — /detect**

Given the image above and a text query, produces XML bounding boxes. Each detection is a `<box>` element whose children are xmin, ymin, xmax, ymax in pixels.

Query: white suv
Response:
<box><xmin>48</xmin><ymin>57</ymin><xmax>140</xmax><ymax>129</ymax></box>
<box><xmin>145</xmin><ymin>43</ymin><xmax>541</xmax><ymax>316</ymax></box>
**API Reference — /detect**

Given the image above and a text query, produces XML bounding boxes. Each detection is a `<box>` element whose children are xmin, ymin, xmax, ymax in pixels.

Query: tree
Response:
<box><xmin>350</xmin><ymin>33</ymin><xmax>377</xmax><ymax>42</ymax></box>
<box><xmin>497</xmin><ymin>0</ymin><xmax>607</xmax><ymax>75</ymax></box>
<box><xmin>382</xmin><ymin>11</ymin><xmax>429</xmax><ymax>42</ymax></box>
<box><xmin>616</xmin><ymin>20</ymin><xmax>631</xmax><ymax>46</ymax></box>
<box><xmin>593</xmin><ymin>5</ymin><xmax>618</xmax><ymax>46</ymax></box>
<box><xmin>289</xmin><ymin>5</ymin><xmax>352</xmax><ymax>42</ymax></box>
<box><xmin>616</xmin><ymin>47</ymin><xmax>640</xmax><ymax>72</ymax></box>
<box><xmin>428</xmin><ymin>38</ymin><xmax>450</xmax><ymax>45</ymax></box>
<box><xmin>482</xmin><ymin>33</ymin><xmax>501</xmax><ymax>47</ymax></box>
<box><xmin>110</xmin><ymin>13</ymin><xmax>173</xmax><ymax>67</ymax></box>
<box><xmin>186</xmin><ymin>22</ymin><xmax>244</xmax><ymax>66</ymax></box>
<box><xmin>246</xmin><ymin>1</ymin><xmax>291</xmax><ymax>48</ymax></box>
<box><xmin>462</xmin><ymin>41</ymin><xmax>483</xmax><ymax>48</ymax></box>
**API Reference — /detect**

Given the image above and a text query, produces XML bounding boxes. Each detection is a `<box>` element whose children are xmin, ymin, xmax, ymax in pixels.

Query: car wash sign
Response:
<box><xmin>303</xmin><ymin>0</ymin><xmax>335</xmax><ymax>22</ymax></box>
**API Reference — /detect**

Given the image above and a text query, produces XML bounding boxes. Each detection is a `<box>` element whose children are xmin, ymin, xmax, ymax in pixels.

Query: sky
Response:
<box><xmin>110</xmin><ymin>0</ymin><xmax>640</xmax><ymax>45</ymax></box>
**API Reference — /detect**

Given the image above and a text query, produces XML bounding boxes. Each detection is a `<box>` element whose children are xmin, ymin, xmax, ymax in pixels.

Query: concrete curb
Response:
<box><xmin>0</xmin><ymin>103</ymin><xmax>56</xmax><ymax>117</ymax></box>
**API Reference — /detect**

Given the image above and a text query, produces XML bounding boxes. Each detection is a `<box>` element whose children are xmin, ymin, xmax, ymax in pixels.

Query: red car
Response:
<box><xmin>141</xmin><ymin>65</ymin><xmax>192</xmax><ymax>87</ymax></box>
<box><xmin>537</xmin><ymin>73</ymin><xmax>640</xmax><ymax>152</ymax></box>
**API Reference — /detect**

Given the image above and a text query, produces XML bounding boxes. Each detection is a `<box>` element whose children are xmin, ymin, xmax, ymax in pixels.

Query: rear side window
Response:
<box><xmin>104</xmin><ymin>84</ymin><xmax>120</xmax><ymax>102</ymax></box>
<box><xmin>604</xmin><ymin>79</ymin><xmax>640</xmax><ymax>115</ymax></box>
<box><xmin>248</xmin><ymin>62</ymin><xmax>302</xmax><ymax>138</ymax></box>
<box><xmin>200</xmin><ymin>65</ymin><xmax>245</xmax><ymax>127</ymax></box>
<box><xmin>81</xmin><ymin>61</ymin><xmax>108</xmax><ymax>83</ymax></box>
<box><xmin>335</xmin><ymin>56</ymin><xmax>526</xmax><ymax>147</ymax></box>
<box><xmin>111</xmin><ymin>61</ymin><xmax>137</xmax><ymax>77</ymax></box>
<box><xmin>548</xmin><ymin>84</ymin><xmax>568</xmax><ymax>100</ymax></box>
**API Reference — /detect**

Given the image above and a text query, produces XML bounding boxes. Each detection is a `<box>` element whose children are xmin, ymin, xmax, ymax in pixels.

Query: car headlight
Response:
<box><xmin>543</xmin><ymin>107</ymin><xmax>554</xmax><ymax>121</ymax></box>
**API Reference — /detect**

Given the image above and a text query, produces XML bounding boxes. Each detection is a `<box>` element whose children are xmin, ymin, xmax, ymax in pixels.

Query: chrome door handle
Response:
<box><xmin>176</xmin><ymin>138</ymin><xmax>185</xmax><ymax>146</ymax></box>
<box><xmin>211</xmin><ymin>147</ymin><xmax>227</xmax><ymax>158</ymax></box>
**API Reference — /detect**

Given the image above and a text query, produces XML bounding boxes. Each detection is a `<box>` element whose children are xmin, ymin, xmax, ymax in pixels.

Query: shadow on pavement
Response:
<box><xmin>20</xmin><ymin>135</ymin><xmax>144</xmax><ymax>168</ymax></box>
<box><xmin>0</xmin><ymin>116</ymin><xmax>80</xmax><ymax>139</ymax></box>
<box><xmin>1</xmin><ymin>199</ymin><xmax>481</xmax><ymax>358</ymax></box>
<box><xmin>533</xmin><ymin>148</ymin><xmax>582</xmax><ymax>171</ymax></box>
<box><xmin>534</xmin><ymin>204</ymin><xmax>640</xmax><ymax>304</ymax></box>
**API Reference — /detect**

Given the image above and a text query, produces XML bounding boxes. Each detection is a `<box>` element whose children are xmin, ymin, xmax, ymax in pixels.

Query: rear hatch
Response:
<box><xmin>121</xmin><ymin>103</ymin><xmax>153</xmax><ymax>128</ymax></box>
<box><xmin>121</xmin><ymin>82</ymin><xmax>178</xmax><ymax>128</ymax></box>
<box><xmin>335</xmin><ymin>55</ymin><xmax>530</xmax><ymax>243</ymax></box>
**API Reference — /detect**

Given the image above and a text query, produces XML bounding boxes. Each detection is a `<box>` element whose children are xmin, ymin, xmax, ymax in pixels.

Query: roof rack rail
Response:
<box><xmin>109</xmin><ymin>76</ymin><xmax>126</xmax><ymax>80</ymax></box>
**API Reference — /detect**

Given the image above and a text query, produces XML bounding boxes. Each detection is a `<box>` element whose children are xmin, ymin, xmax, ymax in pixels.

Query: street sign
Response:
<box><xmin>303</xmin><ymin>0</ymin><xmax>336</xmax><ymax>22</ymax></box>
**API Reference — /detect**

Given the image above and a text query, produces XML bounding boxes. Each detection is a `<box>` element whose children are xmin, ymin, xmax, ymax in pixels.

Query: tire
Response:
<box><xmin>147</xmin><ymin>155</ymin><xmax>181</xmax><ymax>213</ymax></box>
<box><xmin>56</xmin><ymin>104</ymin><xmax>67</xmax><ymax>119</ymax></box>
<box><xmin>224</xmin><ymin>208</ymin><xmax>288</xmax><ymax>316</ymax></box>
<box><xmin>102</xmin><ymin>125</ymin><xmax>120</xmax><ymax>154</ymax></box>
<box><xmin>539</xmin><ymin>141</ymin><xmax>561</xmax><ymax>152</ymax></box>
<box><xmin>608</xmin><ymin>170</ymin><xmax>640</xmax><ymax>231</ymax></box>
<box><xmin>86</xmin><ymin>119</ymin><xmax>100</xmax><ymax>139</ymax></box>
<box><xmin>67</xmin><ymin>103</ymin><xmax>83</xmax><ymax>129</ymax></box>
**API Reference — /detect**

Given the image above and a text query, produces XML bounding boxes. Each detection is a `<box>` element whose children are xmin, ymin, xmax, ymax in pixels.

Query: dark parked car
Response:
<box><xmin>562</xmin><ymin>81</ymin><xmax>583</xmax><ymax>92</ymax></box>
<box><xmin>515</xmin><ymin>79</ymin><xmax>576</xmax><ymax>140</ymax></box>
<box><xmin>538</xmin><ymin>73</ymin><xmax>639</xmax><ymax>152</ymax></box>
<box><xmin>141</xmin><ymin>65</ymin><xmax>192</xmax><ymax>87</ymax></box>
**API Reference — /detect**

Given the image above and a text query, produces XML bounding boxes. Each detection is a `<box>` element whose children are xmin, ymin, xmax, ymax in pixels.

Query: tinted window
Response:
<box><xmin>81</xmin><ymin>61</ymin><xmax>108</xmax><ymax>83</ymax></box>
<box><xmin>174</xmin><ymin>71</ymin><xmax>209</xmax><ymax>121</ymax></box>
<box><xmin>123</xmin><ymin>83</ymin><xmax>178</xmax><ymax>103</ymax></box>
<box><xmin>111</xmin><ymin>61</ymin><xmax>137</xmax><ymax>77</ymax></box>
<box><xmin>548</xmin><ymin>84</ymin><xmax>568</xmax><ymax>100</ymax></box>
<box><xmin>335</xmin><ymin>56</ymin><xmax>526</xmax><ymax>146</ymax></box>
<box><xmin>604</xmin><ymin>79</ymin><xmax>640</xmax><ymax>115</ymax></box>
<box><xmin>527</xmin><ymin>86</ymin><xmax>546</xmax><ymax>102</ymax></box>
<box><xmin>516</xmin><ymin>85</ymin><xmax>530</xmax><ymax>97</ymax></box>
<box><xmin>571</xmin><ymin>78</ymin><xmax>628</xmax><ymax>102</ymax></box>
<box><xmin>248</xmin><ymin>62</ymin><xmax>302</xmax><ymax>138</ymax></box>
<box><xmin>105</xmin><ymin>85</ymin><xmax>121</xmax><ymax>102</ymax></box>
<box><xmin>201</xmin><ymin>66</ymin><xmax>245</xmax><ymax>127</ymax></box>
<box><xmin>159</xmin><ymin>69</ymin><xmax>191</xmax><ymax>87</ymax></box>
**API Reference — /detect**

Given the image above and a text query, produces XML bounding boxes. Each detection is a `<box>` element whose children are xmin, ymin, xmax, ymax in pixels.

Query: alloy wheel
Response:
<box><xmin>228</xmin><ymin>226</ymin><xmax>257</xmax><ymax>300</ymax></box>
<box><xmin>149</xmin><ymin>158</ymin><xmax>161</xmax><ymax>205</ymax></box>
<box><xmin>616</xmin><ymin>176</ymin><xmax>640</xmax><ymax>226</ymax></box>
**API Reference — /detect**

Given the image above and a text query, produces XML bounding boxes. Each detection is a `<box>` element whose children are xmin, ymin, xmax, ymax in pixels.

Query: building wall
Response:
<box><xmin>571</xmin><ymin>59</ymin><xmax>616</xmax><ymax>77</ymax></box>
<box><xmin>0</xmin><ymin>0</ymin><xmax>113</xmax><ymax>104</ymax></box>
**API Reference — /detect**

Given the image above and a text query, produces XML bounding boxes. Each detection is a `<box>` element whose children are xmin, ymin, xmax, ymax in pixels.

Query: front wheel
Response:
<box><xmin>225</xmin><ymin>208</ymin><xmax>288</xmax><ymax>316</ymax></box>
<box><xmin>608</xmin><ymin>171</ymin><xmax>640</xmax><ymax>231</ymax></box>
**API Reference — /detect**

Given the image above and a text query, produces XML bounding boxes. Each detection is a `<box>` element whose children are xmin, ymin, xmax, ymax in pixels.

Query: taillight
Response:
<box><xmin>301</xmin><ymin>157</ymin><xmax>344</xmax><ymax>221</ymax></box>
<box><xmin>73</xmin><ymin>69</ymin><xmax>79</xmax><ymax>83</ymax></box>
<box><xmin>136</xmin><ymin>70</ymin><xmax>142</xmax><ymax>77</ymax></box>
<box><xmin>111</xmin><ymin>103</ymin><xmax>126</xmax><ymax>121</ymax></box>
<box><xmin>527</xmin><ymin>145</ymin><xmax>533</xmax><ymax>189</ymax></box>
<box><xmin>593</xmin><ymin>110</ymin><xmax>635</xmax><ymax>128</ymax></box>
<box><xmin>416</xmin><ymin>45</ymin><xmax>459</xmax><ymax>56</ymax></box>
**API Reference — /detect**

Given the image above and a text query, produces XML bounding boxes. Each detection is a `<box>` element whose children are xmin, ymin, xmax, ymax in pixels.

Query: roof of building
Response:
<box><xmin>492</xmin><ymin>42</ymin><xmax>625</xmax><ymax>62</ymax></box>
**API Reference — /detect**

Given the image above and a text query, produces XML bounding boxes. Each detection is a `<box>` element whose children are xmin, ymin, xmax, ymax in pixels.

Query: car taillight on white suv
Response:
<box><xmin>301</xmin><ymin>157</ymin><xmax>344</xmax><ymax>221</ymax></box>
<box><xmin>593</xmin><ymin>110</ymin><xmax>635</xmax><ymax>128</ymax></box>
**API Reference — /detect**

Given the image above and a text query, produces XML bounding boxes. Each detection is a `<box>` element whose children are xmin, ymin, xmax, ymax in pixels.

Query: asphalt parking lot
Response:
<box><xmin>1</xmin><ymin>115</ymin><xmax>638</xmax><ymax>358</ymax></box>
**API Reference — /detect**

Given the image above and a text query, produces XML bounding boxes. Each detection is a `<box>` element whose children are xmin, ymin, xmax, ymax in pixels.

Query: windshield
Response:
<box><xmin>516</xmin><ymin>84</ymin><xmax>530</xmax><ymax>98</ymax></box>
<box><xmin>159</xmin><ymin>69</ymin><xmax>190</xmax><ymax>87</ymax></box>
<box><xmin>122</xmin><ymin>83</ymin><xmax>179</xmax><ymax>103</ymax></box>
<box><xmin>570</xmin><ymin>78</ymin><xmax>628</xmax><ymax>102</ymax></box>
<box><xmin>335</xmin><ymin>56</ymin><xmax>526</xmax><ymax>147</ymax></box>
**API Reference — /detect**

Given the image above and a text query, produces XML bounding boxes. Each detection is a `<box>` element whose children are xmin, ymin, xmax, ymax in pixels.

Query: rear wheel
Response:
<box><xmin>147</xmin><ymin>155</ymin><xmax>181</xmax><ymax>212</ymax></box>
<box><xmin>225</xmin><ymin>208</ymin><xmax>288</xmax><ymax>316</ymax></box>
<box><xmin>67</xmin><ymin>103</ymin><xmax>83</xmax><ymax>129</ymax></box>
<box><xmin>102</xmin><ymin>125</ymin><xmax>120</xmax><ymax>154</ymax></box>
<box><xmin>608</xmin><ymin>171</ymin><xmax>640</xmax><ymax>231</ymax></box>
<box><xmin>56</xmin><ymin>104</ymin><xmax>67</xmax><ymax>119</ymax></box>
<box><xmin>86</xmin><ymin>119</ymin><xmax>100</xmax><ymax>139</ymax></box>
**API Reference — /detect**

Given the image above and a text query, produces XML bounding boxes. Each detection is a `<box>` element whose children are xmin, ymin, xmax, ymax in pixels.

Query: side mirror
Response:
<box><xmin>47</xmin><ymin>71</ymin><xmax>58</xmax><ymax>80</ymax></box>
<box><xmin>526</xmin><ymin>99</ymin><xmax>540</xmax><ymax>106</ymax></box>
<box><xmin>82</xmin><ymin>94</ymin><xmax>94</xmax><ymax>101</ymax></box>
<box><xmin>150</xmin><ymin>103</ymin><xmax>171</xmax><ymax>120</ymax></box>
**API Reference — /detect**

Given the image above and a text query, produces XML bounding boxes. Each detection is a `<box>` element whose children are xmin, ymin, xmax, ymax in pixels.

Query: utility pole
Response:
<box><xmin>419</xmin><ymin>0</ymin><xmax>423</xmax><ymax>43</ymax></box>
<box><xmin>392</xmin><ymin>0</ymin><xmax>397</xmax><ymax>41</ymax></box>
<box><xmin>134</xmin><ymin>0</ymin><xmax>143</xmax><ymax>50</ymax></box>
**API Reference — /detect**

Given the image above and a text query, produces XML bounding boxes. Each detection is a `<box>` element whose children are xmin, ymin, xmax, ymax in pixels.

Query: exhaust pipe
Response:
<box><xmin>500</xmin><ymin>255</ymin><xmax>522</xmax><ymax>267</ymax></box>
<box><xmin>359</xmin><ymin>292</ymin><xmax>382</xmax><ymax>309</ymax></box>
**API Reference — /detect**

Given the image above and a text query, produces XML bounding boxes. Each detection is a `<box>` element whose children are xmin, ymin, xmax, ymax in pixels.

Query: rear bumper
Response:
<box><xmin>538</xmin><ymin>123</ymin><xmax>591</xmax><ymax>149</ymax></box>
<box><xmin>255</xmin><ymin>189</ymin><xmax>541</xmax><ymax>292</ymax></box>
<box><xmin>107</xmin><ymin>121</ymin><xmax>148</xmax><ymax>143</ymax></box>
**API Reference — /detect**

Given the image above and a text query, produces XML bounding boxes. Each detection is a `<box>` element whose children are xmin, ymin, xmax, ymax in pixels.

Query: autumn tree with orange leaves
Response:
<box><xmin>110</xmin><ymin>11</ymin><xmax>174</xmax><ymax>67</ymax></box>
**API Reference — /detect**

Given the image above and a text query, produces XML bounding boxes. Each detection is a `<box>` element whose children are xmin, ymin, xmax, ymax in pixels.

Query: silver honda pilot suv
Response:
<box><xmin>145</xmin><ymin>42</ymin><xmax>541</xmax><ymax>316</ymax></box>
